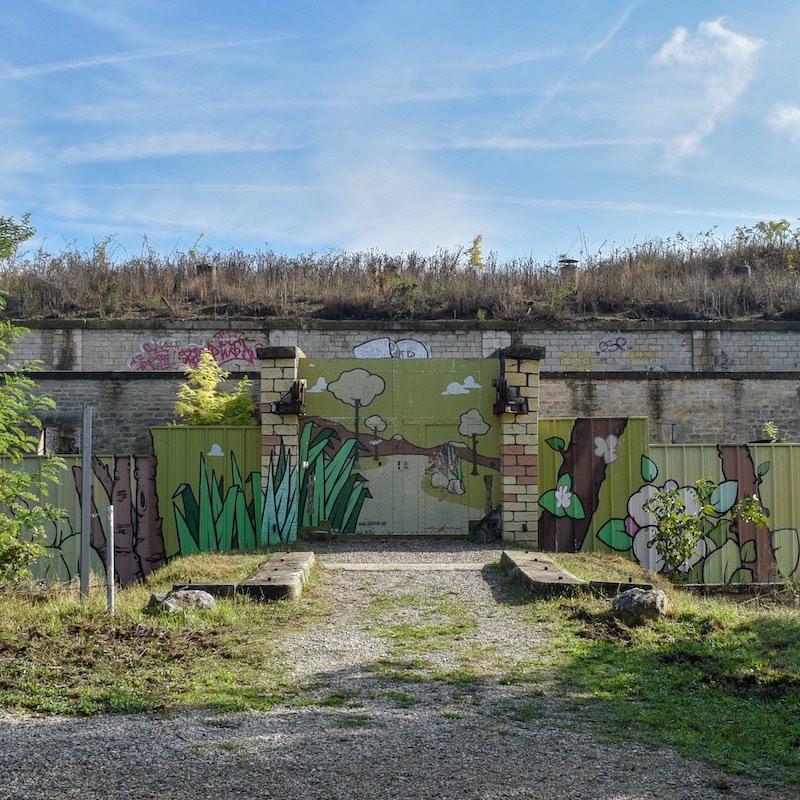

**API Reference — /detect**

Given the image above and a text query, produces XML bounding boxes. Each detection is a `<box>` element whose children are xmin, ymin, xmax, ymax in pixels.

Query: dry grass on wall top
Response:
<box><xmin>4</xmin><ymin>221</ymin><xmax>800</xmax><ymax>322</ymax></box>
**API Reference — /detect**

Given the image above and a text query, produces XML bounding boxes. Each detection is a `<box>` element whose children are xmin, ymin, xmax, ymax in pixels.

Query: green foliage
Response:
<box><xmin>762</xmin><ymin>420</ymin><xmax>779</xmax><ymax>443</ymax></box>
<box><xmin>645</xmin><ymin>478</ymin><xmax>769</xmax><ymax>574</ymax></box>
<box><xmin>467</xmin><ymin>234</ymin><xmax>485</xmax><ymax>270</ymax></box>
<box><xmin>644</xmin><ymin>481</ymin><xmax>712</xmax><ymax>572</ymax></box>
<box><xmin>0</xmin><ymin>214</ymin><xmax>35</xmax><ymax>260</ymax></box>
<box><xmin>0</xmin><ymin>296</ymin><xmax>65</xmax><ymax>584</ymax></box>
<box><xmin>173</xmin><ymin>350</ymin><xmax>257</xmax><ymax>425</ymax></box>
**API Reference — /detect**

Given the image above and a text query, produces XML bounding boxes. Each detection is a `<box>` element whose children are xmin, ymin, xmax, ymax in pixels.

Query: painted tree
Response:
<box><xmin>364</xmin><ymin>414</ymin><xmax>387</xmax><ymax>461</ymax></box>
<box><xmin>327</xmin><ymin>369</ymin><xmax>385</xmax><ymax>463</ymax></box>
<box><xmin>72</xmin><ymin>454</ymin><xmax>165</xmax><ymax>586</ymax></box>
<box><xmin>539</xmin><ymin>417</ymin><xmax>629</xmax><ymax>553</ymax></box>
<box><xmin>717</xmin><ymin>445</ymin><xmax>776</xmax><ymax>582</ymax></box>
<box><xmin>459</xmin><ymin>408</ymin><xmax>490</xmax><ymax>476</ymax></box>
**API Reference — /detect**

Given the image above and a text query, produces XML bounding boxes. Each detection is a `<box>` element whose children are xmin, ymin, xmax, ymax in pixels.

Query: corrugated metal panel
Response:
<box><xmin>7</xmin><ymin>455</ymin><xmax>109</xmax><ymax>585</ymax></box>
<box><xmin>538</xmin><ymin>417</ymin><xmax>649</xmax><ymax>553</ymax></box>
<box><xmin>639</xmin><ymin>444</ymin><xmax>800</xmax><ymax>582</ymax></box>
<box><xmin>151</xmin><ymin>427</ymin><xmax>261</xmax><ymax>558</ymax></box>
<box><xmin>649</xmin><ymin>445</ymin><xmax>724</xmax><ymax>485</ymax></box>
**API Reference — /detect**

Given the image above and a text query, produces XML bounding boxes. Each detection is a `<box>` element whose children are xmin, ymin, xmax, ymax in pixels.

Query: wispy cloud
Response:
<box><xmin>57</xmin><ymin>131</ymin><xmax>301</xmax><ymax>165</ymax></box>
<box><xmin>768</xmin><ymin>103</ymin><xmax>800</xmax><ymax>145</ymax></box>
<box><xmin>652</xmin><ymin>18</ymin><xmax>761</xmax><ymax>166</ymax></box>
<box><xmin>459</xmin><ymin>192</ymin><xmax>782</xmax><ymax>221</ymax></box>
<box><xmin>530</xmin><ymin>1</ymin><xmax>640</xmax><ymax>115</ymax></box>
<box><xmin>0</xmin><ymin>36</ymin><xmax>289</xmax><ymax>81</ymax></box>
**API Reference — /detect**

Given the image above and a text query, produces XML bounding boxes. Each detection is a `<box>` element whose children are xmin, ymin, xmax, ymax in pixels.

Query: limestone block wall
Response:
<box><xmin>11</xmin><ymin>318</ymin><xmax>800</xmax><ymax>452</ymax></box>
<box><xmin>541</xmin><ymin>375</ymin><xmax>800</xmax><ymax>444</ymax></box>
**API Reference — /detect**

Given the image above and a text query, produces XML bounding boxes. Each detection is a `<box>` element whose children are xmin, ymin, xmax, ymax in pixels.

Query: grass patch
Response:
<box><xmin>383</xmin><ymin>690</ymin><xmax>416</xmax><ymax>708</ymax></box>
<box><xmin>516</xmin><ymin>578</ymin><xmax>800</xmax><ymax>789</ymax></box>
<box><xmin>0</xmin><ymin>553</ymin><xmax>321</xmax><ymax>715</ymax></box>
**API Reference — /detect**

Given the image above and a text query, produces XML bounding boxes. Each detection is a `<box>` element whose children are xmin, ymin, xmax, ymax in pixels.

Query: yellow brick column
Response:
<box><xmin>257</xmin><ymin>346</ymin><xmax>306</xmax><ymax>542</ymax></box>
<box><xmin>497</xmin><ymin>346</ymin><xmax>544</xmax><ymax>546</ymax></box>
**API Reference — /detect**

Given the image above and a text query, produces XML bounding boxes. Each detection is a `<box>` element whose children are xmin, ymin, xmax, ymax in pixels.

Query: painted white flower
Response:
<box><xmin>594</xmin><ymin>434</ymin><xmax>618</xmax><ymax>464</ymax></box>
<box><xmin>555</xmin><ymin>484</ymin><xmax>573</xmax><ymax>510</ymax></box>
<box><xmin>628</xmin><ymin>480</ymin><xmax>702</xmax><ymax>528</ymax></box>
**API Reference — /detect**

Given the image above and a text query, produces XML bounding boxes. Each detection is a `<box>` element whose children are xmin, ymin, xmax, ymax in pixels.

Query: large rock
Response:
<box><xmin>611</xmin><ymin>587</ymin><xmax>670</xmax><ymax>626</ymax></box>
<box><xmin>145</xmin><ymin>589</ymin><xmax>217</xmax><ymax>615</ymax></box>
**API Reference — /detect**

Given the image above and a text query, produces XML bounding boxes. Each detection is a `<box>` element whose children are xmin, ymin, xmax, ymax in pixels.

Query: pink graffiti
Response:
<box><xmin>128</xmin><ymin>330</ymin><xmax>264</xmax><ymax>371</ymax></box>
<box><xmin>205</xmin><ymin>330</ymin><xmax>260</xmax><ymax>366</ymax></box>
<box><xmin>128</xmin><ymin>339</ymin><xmax>185</xmax><ymax>372</ymax></box>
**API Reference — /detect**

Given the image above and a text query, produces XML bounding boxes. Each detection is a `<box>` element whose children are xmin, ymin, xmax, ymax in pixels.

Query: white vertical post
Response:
<box><xmin>80</xmin><ymin>405</ymin><xmax>93</xmax><ymax>599</ymax></box>
<box><xmin>106</xmin><ymin>505</ymin><xmax>115</xmax><ymax>615</ymax></box>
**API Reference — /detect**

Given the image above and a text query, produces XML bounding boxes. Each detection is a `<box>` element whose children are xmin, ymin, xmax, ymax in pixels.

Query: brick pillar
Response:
<box><xmin>257</xmin><ymin>346</ymin><xmax>306</xmax><ymax>543</ymax></box>
<box><xmin>498</xmin><ymin>346</ymin><xmax>544</xmax><ymax>546</ymax></box>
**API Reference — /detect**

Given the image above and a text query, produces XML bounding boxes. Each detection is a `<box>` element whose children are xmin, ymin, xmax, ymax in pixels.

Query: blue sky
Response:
<box><xmin>2</xmin><ymin>0</ymin><xmax>800</xmax><ymax>264</ymax></box>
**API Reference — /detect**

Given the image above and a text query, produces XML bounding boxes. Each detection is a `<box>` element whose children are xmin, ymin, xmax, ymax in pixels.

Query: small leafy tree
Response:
<box><xmin>467</xmin><ymin>234</ymin><xmax>485</xmax><ymax>270</ymax></box>
<box><xmin>173</xmin><ymin>350</ymin><xmax>257</xmax><ymax>425</ymax></box>
<box><xmin>0</xmin><ymin>213</ymin><xmax>36</xmax><ymax>261</ymax></box>
<box><xmin>644</xmin><ymin>478</ymin><xmax>768</xmax><ymax>573</ymax></box>
<box><xmin>0</xmin><ymin>295</ymin><xmax>65</xmax><ymax>584</ymax></box>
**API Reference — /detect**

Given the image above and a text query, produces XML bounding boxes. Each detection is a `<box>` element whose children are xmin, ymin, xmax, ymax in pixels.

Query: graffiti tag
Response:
<box><xmin>128</xmin><ymin>329</ymin><xmax>263</xmax><ymax>371</ymax></box>
<box><xmin>597</xmin><ymin>336</ymin><xmax>627</xmax><ymax>353</ymax></box>
<box><xmin>353</xmin><ymin>337</ymin><xmax>430</xmax><ymax>359</ymax></box>
<box><xmin>559</xmin><ymin>351</ymin><xmax>594</xmax><ymax>370</ymax></box>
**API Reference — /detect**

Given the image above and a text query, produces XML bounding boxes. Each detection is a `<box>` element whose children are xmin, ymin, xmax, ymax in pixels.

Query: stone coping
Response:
<box><xmin>16</xmin><ymin>316</ymin><xmax>800</xmax><ymax>333</ymax></box>
<box><xmin>173</xmin><ymin>551</ymin><xmax>315</xmax><ymax>601</ymax></box>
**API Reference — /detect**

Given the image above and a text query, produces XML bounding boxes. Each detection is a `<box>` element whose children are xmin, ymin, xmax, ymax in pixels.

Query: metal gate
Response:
<box><xmin>299</xmin><ymin>358</ymin><xmax>501</xmax><ymax>534</ymax></box>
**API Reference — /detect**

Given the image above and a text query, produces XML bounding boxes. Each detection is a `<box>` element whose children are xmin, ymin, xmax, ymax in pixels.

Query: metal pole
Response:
<box><xmin>80</xmin><ymin>405</ymin><xmax>93</xmax><ymax>599</ymax></box>
<box><xmin>106</xmin><ymin>505</ymin><xmax>115</xmax><ymax>615</ymax></box>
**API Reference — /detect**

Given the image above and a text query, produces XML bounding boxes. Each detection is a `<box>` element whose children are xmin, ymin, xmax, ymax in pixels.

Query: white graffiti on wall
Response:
<box><xmin>128</xmin><ymin>329</ymin><xmax>264</xmax><ymax>371</ymax></box>
<box><xmin>353</xmin><ymin>337</ymin><xmax>430</xmax><ymax>359</ymax></box>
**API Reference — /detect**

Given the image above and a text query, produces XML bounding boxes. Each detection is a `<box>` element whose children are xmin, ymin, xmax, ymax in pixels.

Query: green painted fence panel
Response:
<box><xmin>151</xmin><ymin>426</ymin><xmax>261</xmax><ymax>558</ymax></box>
<box><xmin>539</xmin><ymin>417</ymin><xmax>650</xmax><ymax>554</ymax></box>
<box><xmin>7</xmin><ymin>455</ymin><xmax>109</xmax><ymax>585</ymax></box>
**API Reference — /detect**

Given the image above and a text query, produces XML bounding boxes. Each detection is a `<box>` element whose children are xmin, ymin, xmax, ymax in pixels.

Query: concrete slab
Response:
<box><xmin>173</xmin><ymin>551</ymin><xmax>315</xmax><ymax>602</ymax></box>
<box><xmin>240</xmin><ymin>551</ymin><xmax>315</xmax><ymax>600</ymax></box>
<box><xmin>500</xmin><ymin>551</ymin><xmax>588</xmax><ymax>597</ymax></box>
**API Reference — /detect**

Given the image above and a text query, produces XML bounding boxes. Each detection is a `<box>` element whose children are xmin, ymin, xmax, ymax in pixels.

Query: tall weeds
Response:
<box><xmin>3</xmin><ymin>221</ymin><xmax>800</xmax><ymax>321</ymax></box>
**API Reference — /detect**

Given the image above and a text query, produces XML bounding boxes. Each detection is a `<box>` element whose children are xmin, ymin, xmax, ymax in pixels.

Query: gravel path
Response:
<box><xmin>0</xmin><ymin>540</ymin><xmax>795</xmax><ymax>800</ymax></box>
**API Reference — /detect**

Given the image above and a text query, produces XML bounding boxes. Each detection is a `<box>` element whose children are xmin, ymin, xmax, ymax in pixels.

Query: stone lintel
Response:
<box><xmin>256</xmin><ymin>346</ymin><xmax>306</xmax><ymax>360</ymax></box>
<box><xmin>499</xmin><ymin>345</ymin><xmax>546</xmax><ymax>362</ymax></box>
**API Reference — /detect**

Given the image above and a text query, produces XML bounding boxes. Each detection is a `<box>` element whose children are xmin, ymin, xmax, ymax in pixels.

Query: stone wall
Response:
<box><xmin>14</xmin><ymin>319</ymin><xmax>800</xmax><ymax>452</ymax></box>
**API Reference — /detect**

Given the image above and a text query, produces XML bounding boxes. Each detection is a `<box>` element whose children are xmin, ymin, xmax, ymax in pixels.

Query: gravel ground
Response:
<box><xmin>0</xmin><ymin>539</ymin><xmax>795</xmax><ymax>800</ymax></box>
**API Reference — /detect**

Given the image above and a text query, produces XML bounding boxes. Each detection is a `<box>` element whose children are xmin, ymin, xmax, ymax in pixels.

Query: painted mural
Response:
<box><xmin>12</xmin><ymin>454</ymin><xmax>166</xmax><ymax>587</ymax></box>
<box><xmin>299</xmin><ymin>358</ymin><xmax>501</xmax><ymax>535</ymax></box>
<box><xmin>539</xmin><ymin>418</ymin><xmax>800</xmax><ymax>583</ymax></box>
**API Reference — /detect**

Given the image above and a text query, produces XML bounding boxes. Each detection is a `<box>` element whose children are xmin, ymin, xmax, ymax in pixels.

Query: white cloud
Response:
<box><xmin>307</xmin><ymin>377</ymin><xmax>328</xmax><ymax>393</ymax></box>
<box><xmin>651</xmin><ymin>18</ymin><xmax>761</xmax><ymax>166</ymax></box>
<box><xmin>442</xmin><ymin>382</ymin><xmax>469</xmax><ymax>396</ymax></box>
<box><xmin>768</xmin><ymin>103</ymin><xmax>800</xmax><ymax>145</ymax></box>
